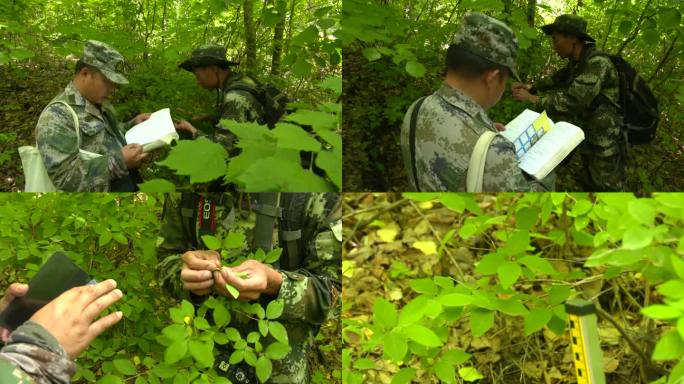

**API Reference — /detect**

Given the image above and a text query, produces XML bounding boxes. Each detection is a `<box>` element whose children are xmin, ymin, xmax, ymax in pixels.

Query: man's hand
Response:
<box><xmin>121</xmin><ymin>144</ymin><xmax>147</xmax><ymax>169</ymax></box>
<box><xmin>29</xmin><ymin>279</ymin><xmax>123</xmax><ymax>360</ymax></box>
<box><xmin>511</xmin><ymin>82</ymin><xmax>532</xmax><ymax>91</ymax></box>
<box><xmin>512</xmin><ymin>87</ymin><xmax>540</xmax><ymax>104</ymax></box>
<box><xmin>493</xmin><ymin>123</ymin><xmax>506</xmax><ymax>132</ymax></box>
<box><xmin>132</xmin><ymin>113</ymin><xmax>152</xmax><ymax>125</ymax></box>
<box><xmin>174</xmin><ymin>119</ymin><xmax>199</xmax><ymax>137</ymax></box>
<box><xmin>180</xmin><ymin>250</ymin><xmax>221</xmax><ymax>296</ymax></box>
<box><xmin>214</xmin><ymin>260</ymin><xmax>283</xmax><ymax>301</ymax></box>
<box><xmin>0</xmin><ymin>283</ymin><xmax>28</xmax><ymax>342</ymax></box>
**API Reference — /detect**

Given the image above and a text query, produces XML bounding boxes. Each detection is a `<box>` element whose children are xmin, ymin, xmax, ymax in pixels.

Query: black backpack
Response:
<box><xmin>588</xmin><ymin>52</ymin><xmax>659</xmax><ymax>144</ymax></box>
<box><xmin>226</xmin><ymin>79</ymin><xmax>289</xmax><ymax>129</ymax></box>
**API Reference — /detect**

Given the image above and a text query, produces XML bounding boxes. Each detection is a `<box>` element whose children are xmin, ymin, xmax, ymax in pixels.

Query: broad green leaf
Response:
<box><xmin>433</xmin><ymin>360</ymin><xmax>455</xmax><ymax>383</ymax></box>
<box><xmin>157</xmin><ymin>137</ymin><xmax>228</xmax><ymax>184</ymax></box>
<box><xmin>475</xmin><ymin>252</ymin><xmax>506</xmax><ymax>275</ymax></box>
<box><xmin>353</xmin><ymin>358</ymin><xmax>375</xmax><ymax>370</ymax></box>
<box><xmin>641</xmin><ymin>305</ymin><xmax>682</xmax><ymax>319</ymax></box>
<box><xmin>405</xmin><ymin>60</ymin><xmax>425</xmax><ymax>78</ymax></box>
<box><xmin>213</xmin><ymin>305</ymin><xmax>230</xmax><ymax>327</ymax></box>
<box><xmin>113</xmin><ymin>359</ymin><xmax>137</xmax><ymax>376</ymax></box>
<box><xmin>362</xmin><ymin>47</ymin><xmax>382</xmax><ymax>61</ymax></box>
<box><xmin>438</xmin><ymin>293</ymin><xmax>474</xmax><ymax>307</ymax></box>
<box><xmin>622</xmin><ymin>227</ymin><xmax>653</xmax><ymax>250</ymax></box>
<box><xmin>223</xmin><ymin>232</ymin><xmax>246</xmax><ymax>249</ymax></box>
<box><xmin>441</xmin><ymin>349</ymin><xmax>471</xmax><ymax>365</ymax></box>
<box><xmin>409</xmin><ymin>278</ymin><xmax>438</xmax><ymax>295</ymax></box>
<box><xmin>229</xmin><ymin>349</ymin><xmax>244</xmax><ymax>364</ymax></box>
<box><xmin>315</xmin><ymin>149</ymin><xmax>342</xmax><ymax>190</ymax></box>
<box><xmin>391</xmin><ymin>368</ymin><xmax>416</xmax><ymax>384</ymax></box>
<box><xmin>498</xmin><ymin>261</ymin><xmax>522</xmax><ymax>289</ymax></box>
<box><xmin>201</xmin><ymin>235</ymin><xmax>221</xmax><ymax>250</ymax></box>
<box><xmin>524</xmin><ymin>307</ymin><xmax>552</xmax><ymax>335</ymax></box>
<box><xmin>266</xmin><ymin>300</ymin><xmax>284</xmax><ymax>319</ymax></box>
<box><xmin>272</xmin><ymin>123</ymin><xmax>322</xmax><ymax>152</ymax></box>
<box><xmin>318</xmin><ymin>76</ymin><xmax>342</xmax><ymax>96</ymax></box>
<box><xmin>459</xmin><ymin>367</ymin><xmax>484</xmax><ymax>382</ymax></box>
<box><xmin>373</xmin><ymin>298</ymin><xmax>397</xmax><ymax>330</ymax></box>
<box><xmin>286</xmin><ymin>110</ymin><xmax>337</xmax><ymax>131</ymax></box>
<box><xmin>653</xmin><ymin>330</ymin><xmax>684</xmax><ymax>360</ymax></box>
<box><xmin>470</xmin><ymin>309</ymin><xmax>494</xmax><ymax>337</ymax></box>
<box><xmin>268</xmin><ymin>321</ymin><xmax>288</xmax><ymax>344</ymax></box>
<box><xmin>164</xmin><ymin>339</ymin><xmax>187</xmax><ymax>364</ymax></box>
<box><xmin>225</xmin><ymin>283</ymin><xmax>240</xmax><ymax>299</ymax></box>
<box><xmin>96</xmin><ymin>375</ymin><xmax>123</xmax><ymax>384</ymax></box>
<box><xmin>518</xmin><ymin>255</ymin><xmax>557</xmax><ymax>275</ymax></box>
<box><xmin>402</xmin><ymin>324</ymin><xmax>443</xmax><ymax>347</ymax></box>
<box><xmin>439</xmin><ymin>194</ymin><xmax>465</xmax><ymax>212</ymax></box>
<box><xmin>384</xmin><ymin>332</ymin><xmax>408</xmax><ymax>362</ymax></box>
<box><xmin>628</xmin><ymin>199</ymin><xmax>656</xmax><ymax>226</ymax></box>
<box><xmin>188</xmin><ymin>340</ymin><xmax>214</xmax><ymax>368</ymax></box>
<box><xmin>515</xmin><ymin>206</ymin><xmax>538</xmax><ymax>230</ymax></box>
<box><xmin>138</xmin><ymin>179</ymin><xmax>176</xmax><ymax>192</ymax></box>
<box><xmin>659</xmin><ymin>8</ymin><xmax>681</xmax><ymax>30</ymax></box>
<box><xmin>265</xmin><ymin>342</ymin><xmax>290</xmax><ymax>360</ymax></box>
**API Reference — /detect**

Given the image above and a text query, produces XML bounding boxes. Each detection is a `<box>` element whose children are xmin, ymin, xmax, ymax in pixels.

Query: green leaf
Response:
<box><xmin>157</xmin><ymin>137</ymin><xmax>228</xmax><ymax>184</ymax></box>
<box><xmin>441</xmin><ymin>349</ymin><xmax>471</xmax><ymax>365</ymax></box>
<box><xmin>272</xmin><ymin>123</ymin><xmax>322</xmax><ymax>152</ymax></box>
<box><xmin>391</xmin><ymin>368</ymin><xmax>416</xmax><ymax>384</ymax></box>
<box><xmin>201</xmin><ymin>235</ymin><xmax>221</xmax><ymax>250</ymax></box>
<box><xmin>439</xmin><ymin>194</ymin><xmax>465</xmax><ymax>212</ymax></box>
<box><xmin>515</xmin><ymin>206</ymin><xmax>538</xmax><ymax>230</ymax></box>
<box><xmin>164</xmin><ymin>339</ymin><xmax>187</xmax><ymax>364</ymax></box>
<box><xmin>362</xmin><ymin>47</ymin><xmax>382</xmax><ymax>61</ymax></box>
<box><xmin>405</xmin><ymin>60</ymin><xmax>426</xmax><ymax>78</ymax></box>
<box><xmin>225</xmin><ymin>283</ymin><xmax>240</xmax><ymax>299</ymax></box>
<box><xmin>188</xmin><ymin>340</ymin><xmax>214</xmax><ymax>368</ymax></box>
<box><xmin>213</xmin><ymin>305</ymin><xmax>230</xmax><ymax>327</ymax></box>
<box><xmin>470</xmin><ymin>308</ymin><xmax>494</xmax><ymax>337</ymax></box>
<box><xmin>433</xmin><ymin>360</ymin><xmax>455</xmax><ymax>383</ymax></box>
<box><xmin>475</xmin><ymin>252</ymin><xmax>506</xmax><ymax>275</ymax></box>
<box><xmin>659</xmin><ymin>8</ymin><xmax>681</xmax><ymax>30</ymax></box>
<box><xmin>229</xmin><ymin>349</ymin><xmax>244</xmax><ymax>364</ymax></box>
<box><xmin>622</xmin><ymin>227</ymin><xmax>653</xmax><ymax>249</ymax></box>
<box><xmin>96</xmin><ymin>375</ymin><xmax>123</xmax><ymax>384</ymax></box>
<box><xmin>268</xmin><ymin>321</ymin><xmax>289</xmax><ymax>344</ymax></box>
<box><xmin>384</xmin><ymin>332</ymin><xmax>408</xmax><ymax>362</ymax></box>
<box><xmin>137</xmin><ymin>178</ymin><xmax>176</xmax><ymax>192</ymax></box>
<box><xmin>223</xmin><ymin>232</ymin><xmax>246</xmax><ymax>249</ymax></box>
<box><xmin>252</xmin><ymin>355</ymin><xmax>270</xmax><ymax>382</ymax></box>
<box><xmin>353</xmin><ymin>358</ymin><xmax>375</xmax><ymax>370</ymax></box>
<box><xmin>641</xmin><ymin>305</ymin><xmax>682</xmax><ymax>319</ymax></box>
<box><xmin>180</xmin><ymin>300</ymin><xmax>194</xmax><ymax>317</ymax></box>
<box><xmin>264</xmin><ymin>248</ymin><xmax>283</xmax><ymax>264</ymax></box>
<box><xmin>409</xmin><ymin>278</ymin><xmax>438</xmax><ymax>295</ymax></box>
<box><xmin>373</xmin><ymin>298</ymin><xmax>397</xmax><ymax>331</ymax></box>
<box><xmin>652</xmin><ymin>330</ymin><xmax>684</xmax><ymax>360</ymax></box>
<box><xmin>524</xmin><ymin>307</ymin><xmax>552</xmax><ymax>335</ymax></box>
<box><xmin>265</xmin><ymin>342</ymin><xmax>290</xmax><ymax>360</ymax></box>
<box><xmin>292</xmin><ymin>56</ymin><xmax>313</xmax><ymax>77</ymax></box>
<box><xmin>438</xmin><ymin>293</ymin><xmax>474</xmax><ymax>307</ymax></box>
<box><xmin>286</xmin><ymin>110</ymin><xmax>337</xmax><ymax>131</ymax></box>
<box><xmin>402</xmin><ymin>324</ymin><xmax>443</xmax><ymax>347</ymax></box>
<box><xmin>498</xmin><ymin>261</ymin><xmax>522</xmax><ymax>289</ymax></box>
<box><xmin>315</xmin><ymin>149</ymin><xmax>342</xmax><ymax>190</ymax></box>
<box><xmin>628</xmin><ymin>199</ymin><xmax>656</xmax><ymax>226</ymax></box>
<box><xmin>266</xmin><ymin>300</ymin><xmax>284</xmax><ymax>319</ymax></box>
<box><xmin>518</xmin><ymin>255</ymin><xmax>557</xmax><ymax>276</ymax></box>
<box><xmin>113</xmin><ymin>359</ymin><xmax>137</xmax><ymax>376</ymax></box>
<box><xmin>459</xmin><ymin>366</ymin><xmax>484</xmax><ymax>382</ymax></box>
<box><xmin>318</xmin><ymin>76</ymin><xmax>342</xmax><ymax>96</ymax></box>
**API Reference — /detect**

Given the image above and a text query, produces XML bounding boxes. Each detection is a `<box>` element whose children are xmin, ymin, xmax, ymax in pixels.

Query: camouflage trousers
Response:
<box><xmin>581</xmin><ymin>153</ymin><xmax>626</xmax><ymax>191</ymax></box>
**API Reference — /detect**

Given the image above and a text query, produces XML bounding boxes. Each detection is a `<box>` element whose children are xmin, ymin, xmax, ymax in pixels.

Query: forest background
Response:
<box><xmin>343</xmin><ymin>0</ymin><xmax>684</xmax><ymax>192</ymax></box>
<box><xmin>0</xmin><ymin>0</ymin><xmax>342</xmax><ymax>192</ymax></box>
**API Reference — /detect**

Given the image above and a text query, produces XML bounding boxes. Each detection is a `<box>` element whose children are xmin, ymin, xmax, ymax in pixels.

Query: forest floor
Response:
<box><xmin>342</xmin><ymin>193</ymin><xmax>673</xmax><ymax>384</ymax></box>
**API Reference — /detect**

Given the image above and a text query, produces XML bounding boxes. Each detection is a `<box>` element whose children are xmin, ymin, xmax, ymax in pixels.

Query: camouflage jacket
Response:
<box><xmin>156</xmin><ymin>193</ymin><xmax>341</xmax><ymax>384</ymax></box>
<box><xmin>0</xmin><ymin>321</ymin><xmax>75</xmax><ymax>384</ymax></box>
<box><xmin>534</xmin><ymin>45</ymin><xmax>623</xmax><ymax>157</ymax></box>
<box><xmin>35</xmin><ymin>82</ymin><xmax>134</xmax><ymax>192</ymax></box>
<box><xmin>400</xmin><ymin>83</ymin><xmax>552</xmax><ymax>192</ymax></box>
<box><xmin>210</xmin><ymin>73</ymin><xmax>267</xmax><ymax>151</ymax></box>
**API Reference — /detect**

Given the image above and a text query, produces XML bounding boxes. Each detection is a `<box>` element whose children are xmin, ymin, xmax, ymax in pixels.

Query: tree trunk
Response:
<box><xmin>526</xmin><ymin>0</ymin><xmax>535</xmax><ymax>26</ymax></box>
<box><xmin>284</xmin><ymin>0</ymin><xmax>297</xmax><ymax>59</ymax></box>
<box><xmin>243</xmin><ymin>0</ymin><xmax>257</xmax><ymax>72</ymax></box>
<box><xmin>270</xmin><ymin>0</ymin><xmax>287</xmax><ymax>75</ymax></box>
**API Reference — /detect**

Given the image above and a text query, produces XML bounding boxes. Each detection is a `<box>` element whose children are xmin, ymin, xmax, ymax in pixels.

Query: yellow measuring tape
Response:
<box><xmin>566</xmin><ymin>299</ymin><xmax>606</xmax><ymax>384</ymax></box>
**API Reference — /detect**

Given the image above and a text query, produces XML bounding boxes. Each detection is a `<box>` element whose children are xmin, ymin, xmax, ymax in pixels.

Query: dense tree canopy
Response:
<box><xmin>0</xmin><ymin>0</ymin><xmax>341</xmax><ymax>192</ymax></box>
<box><xmin>342</xmin><ymin>0</ymin><xmax>684</xmax><ymax>192</ymax></box>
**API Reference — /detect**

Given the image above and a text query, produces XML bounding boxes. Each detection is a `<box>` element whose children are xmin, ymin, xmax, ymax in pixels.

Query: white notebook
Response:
<box><xmin>500</xmin><ymin>109</ymin><xmax>584</xmax><ymax>180</ymax></box>
<box><xmin>125</xmin><ymin>108</ymin><xmax>179</xmax><ymax>152</ymax></box>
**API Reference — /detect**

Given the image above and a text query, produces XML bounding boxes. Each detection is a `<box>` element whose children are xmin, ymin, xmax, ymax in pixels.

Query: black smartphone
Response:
<box><xmin>0</xmin><ymin>251</ymin><xmax>95</xmax><ymax>331</ymax></box>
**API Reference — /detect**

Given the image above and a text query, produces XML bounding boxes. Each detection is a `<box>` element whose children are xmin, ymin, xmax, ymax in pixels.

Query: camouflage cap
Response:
<box><xmin>81</xmin><ymin>40</ymin><xmax>129</xmax><ymax>85</ymax></box>
<box><xmin>541</xmin><ymin>14</ymin><xmax>596</xmax><ymax>42</ymax></box>
<box><xmin>453</xmin><ymin>12</ymin><xmax>520</xmax><ymax>81</ymax></box>
<box><xmin>178</xmin><ymin>45</ymin><xmax>239</xmax><ymax>71</ymax></box>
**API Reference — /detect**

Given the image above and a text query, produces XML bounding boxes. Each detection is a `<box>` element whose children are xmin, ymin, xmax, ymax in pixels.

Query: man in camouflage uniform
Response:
<box><xmin>512</xmin><ymin>14</ymin><xmax>626</xmax><ymax>191</ymax></box>
<box><xmin>0</xmin><ymin>280</ymin><xmax>123</xmax><ymax>383</ymax></box>
<box><xmin>35</xmin><ymin>40</ymin><xmax>152</xmax><ymax>192</ymax></box>
<box><xmin>174</xmin><ymin>45</ymin><xmax>267</xmax><ymax>151</ymax></box>
<box><xmin>400</xmin><ymin>12</ymin><xmax>553</xmax><ymax>192</ymax></box>
<box><xmin>157</xmin><ymin>192</ymin><xmax>341</xmax><ymax>384</ymax></box>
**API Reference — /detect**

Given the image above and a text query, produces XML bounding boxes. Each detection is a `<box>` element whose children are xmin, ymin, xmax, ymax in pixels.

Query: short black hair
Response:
<box><xmin>446</xmin><ymin>43</ymin><xmax>509</xmax><ymax>78</ymax></box>
<box><xmin>74</xmin><ymin>59</ymin><xmax>99</xmax><ymax>75</ymax></box>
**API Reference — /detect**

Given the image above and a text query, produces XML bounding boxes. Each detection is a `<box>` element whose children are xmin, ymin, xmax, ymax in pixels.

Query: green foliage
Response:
<box><xmin>343</xmin><ymin>0</ymin><xmax>684</xmax><ymax>192</ymax></box>
<box><xmin>343</xmin><ymin>193</ymin><xmax>684</xmax><ymax>383</ymax></box>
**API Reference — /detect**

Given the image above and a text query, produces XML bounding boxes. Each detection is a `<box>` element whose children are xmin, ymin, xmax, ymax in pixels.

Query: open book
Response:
<box><xmin>125</xmin><ymin>108</ymin><xmax>179</xmax><ymax>152</ymax></box>
<box><xmin>500</xmin><ymin>109</ymin><xmax>584</xmax><ymax>180</ymax></box>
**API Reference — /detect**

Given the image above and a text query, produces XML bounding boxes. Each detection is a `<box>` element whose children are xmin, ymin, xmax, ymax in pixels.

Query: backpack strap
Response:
<box><xmin>252</xmin><ymin>193</ymin><xmax>281</xmax><ymax>256</ymax></box>
<box><xmin>409</xmin><ymin>96</ymin><xmax>427</xmax><ymax>191</ymax></box>
<box><xmin>49</xmin><ymin>101</ymin><xmax>81</xmax><ymax>147</ymax></box>
<box><xmin>180</xmin><ymin>193</ymin><xmax>200</xmax><ymax>249</ymax></box>
<box><xmin>466</xmin><ymin>130</ymin><xmax>497</xmax><ymax>192</ymax></box>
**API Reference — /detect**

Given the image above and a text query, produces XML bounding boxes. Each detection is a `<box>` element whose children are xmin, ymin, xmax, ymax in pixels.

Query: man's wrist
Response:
<box><xmin>265</xmin><ymin>268</ymin><xmax>283</xmax><ymax>297</ymax></box>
